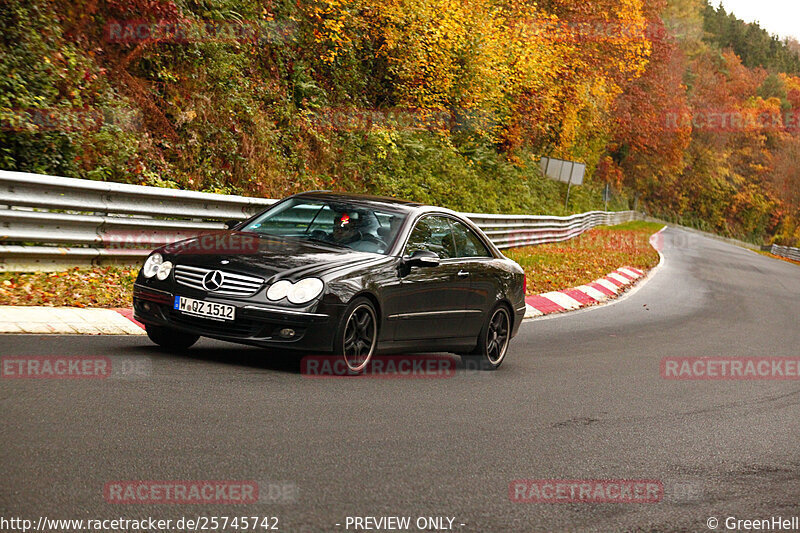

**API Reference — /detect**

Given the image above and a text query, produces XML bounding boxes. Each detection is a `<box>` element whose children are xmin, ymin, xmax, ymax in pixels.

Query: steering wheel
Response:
<box><xmin>361</xmin><ymin>232</ymin><xmax>386</xmax><ymax>245</ymax></box>
<box><xmin>309</xmin><ymin>229</ymin><xmax>329</xmax><ymax>241</ymax></box>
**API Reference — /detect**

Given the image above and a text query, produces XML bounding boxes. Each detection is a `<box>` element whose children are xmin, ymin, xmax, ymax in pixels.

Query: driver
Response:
<box><xmin>330</xmin><ymin>210</ymin><xmax>386</xmax><ymax>252</ymax></box>
<box><xmin>331</xmin><ymin>211</ymin><xmax>362</xmax><ymax>244</ymax></box>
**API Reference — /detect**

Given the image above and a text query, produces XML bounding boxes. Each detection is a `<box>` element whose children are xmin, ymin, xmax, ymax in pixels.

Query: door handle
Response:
<box><xmin>457</xmin><ymin>270</ymin><xmax>470</xmax><ymax>278</ymax></box>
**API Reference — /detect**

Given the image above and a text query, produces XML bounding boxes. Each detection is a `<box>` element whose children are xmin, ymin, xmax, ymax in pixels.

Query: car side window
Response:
<box><xmin>450</xmin><ymin>220</ymin><xmax>492</xmax><ymax>258</ymax></box>
<box><xmin>405</xmin><ymin>216</ymin><xmax>456</xmax><ymax>259</ymax></box>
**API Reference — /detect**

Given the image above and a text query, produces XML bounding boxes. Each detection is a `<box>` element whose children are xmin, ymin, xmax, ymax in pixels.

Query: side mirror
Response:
<box><xmin>224</xmin><ymin>219</ymin><xmax>240</xmax><ymax>230</ymax></box>
<box><xmin>404</xmin><ymin>250</ymin><xmax>440</xmax><ymax>268</ymax></box>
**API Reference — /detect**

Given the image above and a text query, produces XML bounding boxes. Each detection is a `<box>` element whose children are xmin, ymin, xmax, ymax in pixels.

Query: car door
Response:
<box><xmin>387</xmin><ymin>215</ymin><xmax>471</xmax><ymax>341</ymax></box>
<box><xmin>448</xmin><ymin>218</ymin><xmax>496</xmax><ymax>334</ymax></box>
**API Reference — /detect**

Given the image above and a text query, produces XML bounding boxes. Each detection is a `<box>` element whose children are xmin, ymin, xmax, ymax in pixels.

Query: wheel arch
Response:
<box><xmin>494</xmin><ymin>297</ymin><xmax>516</xmax><ymax>329</ymax></box>
<box><xmin>349</xmin><ymin>290</ymin><xmax>383</xmax><ymax>334</ymax></box>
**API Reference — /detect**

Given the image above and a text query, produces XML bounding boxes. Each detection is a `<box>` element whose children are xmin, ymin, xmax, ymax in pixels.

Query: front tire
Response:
<box><xmin>462</xmin><ymin>304</ymin><xmax>511</xmax><ymax>371</ymax></box>
<box><xmin>334</xmin><ymin>297</ymin><xmax>378</xmax><ymax>373</ymax></box>
<box><xmin>145</xmin><ymin>324</ymin><xmax>199</xmax><ymax>351</ymax></box>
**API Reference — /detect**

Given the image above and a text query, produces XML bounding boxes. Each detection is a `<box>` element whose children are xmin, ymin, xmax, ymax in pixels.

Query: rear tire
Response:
<box><xmin>334</xmin><ymin>297</ymin><xmax>378</xmax><ymax>374</ymax></box>
<box><xmin>145</xmin><ymin>324</ymin><xmax>199</xmax><ymax>350</ymax></box>
<box><xmin>462</xmin><ymin>304</ymin><xmax>511</xmax><ymax>371</ymax></box>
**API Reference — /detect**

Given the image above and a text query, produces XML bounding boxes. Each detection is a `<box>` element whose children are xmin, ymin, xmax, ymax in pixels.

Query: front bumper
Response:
<box><xmin>133</xmin><ymin>283</ymin><xmax>339</xmax><ymax>352</ymax></box>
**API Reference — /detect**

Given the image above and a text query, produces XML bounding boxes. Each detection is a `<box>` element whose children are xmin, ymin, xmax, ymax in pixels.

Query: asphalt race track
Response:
<box><xmin>1</xmin><ymin>227</ymin><xmax>799</xmax><ymax>532</ymax></box>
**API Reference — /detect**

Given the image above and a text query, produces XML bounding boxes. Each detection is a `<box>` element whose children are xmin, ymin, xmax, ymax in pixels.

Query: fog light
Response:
<box><xmin>279</xmin><ymin>328</ymin><xmax>296</xmax><ymax>338</ymax></box>
<box><xmin>143</xmin><ymin>302</ymin><xmax>152</xmax><ymax>312</ymax></box>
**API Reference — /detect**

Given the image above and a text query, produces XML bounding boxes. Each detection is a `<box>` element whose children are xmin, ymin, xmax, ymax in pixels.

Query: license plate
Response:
<box><xmin>174</xmin><ymin>296</ymin><xmax>235</xmax><ymax>321</ymax></box>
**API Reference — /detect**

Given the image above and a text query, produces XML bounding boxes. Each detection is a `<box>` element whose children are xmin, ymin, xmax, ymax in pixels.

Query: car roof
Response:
<box><xmin>289</xmin><ymin>191</ymin><xmax>476</xmax><ymax>221</ymax></box>
<box><xmin>291</xmin><ymin>190</ymin><xmax>423</xmax><ymax>210</ymax></box>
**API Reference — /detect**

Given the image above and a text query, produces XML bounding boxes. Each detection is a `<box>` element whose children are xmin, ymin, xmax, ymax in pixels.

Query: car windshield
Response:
<box><xmin>240</xmin><ymin>197</ymin><xmax>408</xmax><ymax>255</ymax></box>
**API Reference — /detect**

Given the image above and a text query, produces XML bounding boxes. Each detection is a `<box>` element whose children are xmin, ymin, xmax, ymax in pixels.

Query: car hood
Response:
<box><xmin>161</xmin><ymin>231</ymin><xmax>388</xmax><ymax>281</ymax></box>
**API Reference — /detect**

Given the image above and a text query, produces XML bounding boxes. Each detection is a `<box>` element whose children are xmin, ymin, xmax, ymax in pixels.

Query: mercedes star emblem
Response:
<box><xmin>202</xmin><ymin>270</ymin><xmax>225</xmax><ymax>292</ymax></box>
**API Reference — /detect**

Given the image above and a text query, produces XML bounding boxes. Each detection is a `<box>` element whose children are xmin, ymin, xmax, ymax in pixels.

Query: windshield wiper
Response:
<box><xmin>301</xmin><ymin>236</ymin><xmax>349</xmax><ymax>249</ymax></box>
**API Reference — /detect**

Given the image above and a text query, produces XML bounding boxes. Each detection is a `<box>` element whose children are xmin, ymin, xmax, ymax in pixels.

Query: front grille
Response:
<box><xmin>174</xmin><ymin>265</ymin><xmax>264</xmax><ymax>297</ymax></box>
<box><xmin>168</xmin><ymin>310</ymin><xmax>264</xmax><ymax>337</ymax></box>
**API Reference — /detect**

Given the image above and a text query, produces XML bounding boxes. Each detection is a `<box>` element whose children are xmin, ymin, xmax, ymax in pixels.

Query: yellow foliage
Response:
<box><xmin>307</xmin><ymin>0</ymin><xmax>653</xmax><ymax>152</ymax></box>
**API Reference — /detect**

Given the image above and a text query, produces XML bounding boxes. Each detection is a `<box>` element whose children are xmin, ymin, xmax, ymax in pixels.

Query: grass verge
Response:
<box><xmin>504</xmin><ymin>221</ymin><xmax>663</xmax><ymax>295</ymax></box>
<box><xmin>0</xmin><ymin>221</ymin><xmax>663</xmax><ymax>307</ymax></box>
<box><xmin>0</xmin><ymin>267</ymin><xmax>138</xmax><ymax>308</ymax></box>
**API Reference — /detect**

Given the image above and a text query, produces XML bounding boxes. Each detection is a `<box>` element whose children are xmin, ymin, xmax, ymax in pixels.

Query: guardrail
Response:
<box><xmin>766</xmin><ymin>244</ymin><xmax>800</xmax><ymax>262</ymax></box>
<box><xmin>466</xmin><ymin>211</ymin><xmax>636</xmax><ymax>249</ymax></box>
<box><xmin>0</xmin><ymin>170</ymin><xmax>637</xmax><ymax>271</ymax></box>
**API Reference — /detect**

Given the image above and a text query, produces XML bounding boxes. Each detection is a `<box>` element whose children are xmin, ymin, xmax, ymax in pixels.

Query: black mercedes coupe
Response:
<box><xmin>133</xmin><ymin>192</ymin><xmax>526</xmax><ymax>371</ymax></box>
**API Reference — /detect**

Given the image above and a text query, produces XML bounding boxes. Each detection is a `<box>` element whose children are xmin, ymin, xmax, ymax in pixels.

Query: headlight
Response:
<box><xmin>267</xmin><ymin>278</ymin><xmax>324</xmax><ymax>303</ymax></box>
<box><xmin>142</xmin><ymin>253</ymin><xmax>163</xmax><ymax>279</ymax></box>
<box><xmin>288</xmin><ymin>278</ymin><xmax>324</xmax><ymax>304</ymax></box>
<box><xmin>266</xmin><ymin>279</ymin><xmax>292</xmax><ymax>301</ymax></box>
<box><xmin>156</xmin><ymin>261</ymin><xmax>173</xmax><ymax>281</ymax></box>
